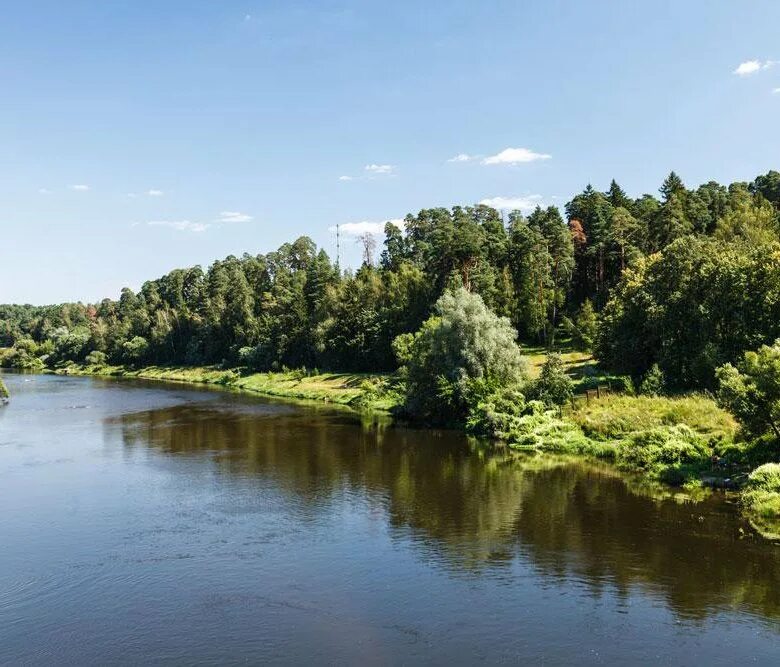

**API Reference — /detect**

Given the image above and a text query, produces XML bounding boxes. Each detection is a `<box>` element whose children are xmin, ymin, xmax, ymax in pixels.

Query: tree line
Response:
<box><xmin>2</xmin><ymin>169</ymin><xmax>780</xmax><ymax>393</ymax></box>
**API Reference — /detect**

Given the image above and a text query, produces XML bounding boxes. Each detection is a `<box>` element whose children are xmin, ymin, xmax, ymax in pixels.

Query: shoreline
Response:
<box><xmin>28</xmin><ymin>363</ymin><xmax>779</xmax><ymax>541</ymax></box>
<box><xmin>54</xmin><ymin>363</ymin><xmax>398</xmax><ymax>412</ymax></box>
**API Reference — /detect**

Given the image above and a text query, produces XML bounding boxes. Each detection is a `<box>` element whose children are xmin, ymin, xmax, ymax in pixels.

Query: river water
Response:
<box><xmin>1</xmin><ymin>372</ymin><xmax>779</xmax><ymax>665</ymax></box>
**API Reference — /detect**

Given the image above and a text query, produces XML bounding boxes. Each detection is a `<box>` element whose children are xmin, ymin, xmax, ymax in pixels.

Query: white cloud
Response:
<box><xmin>218</xmin><ymin>210</ymin><xmax>253</xmax><ymax>223</ymax></box>
<box><xmin>38</xmin><ymin>188</ymin><xmax>51</xmax><ymax>194</ymax></box>
<box><xmin>364</xmin><ymin>163</ymin><xmax>395</xmax><ymax>175</ymax></box>
<box><xmin>734</xmin><ymin>59</ymin><xmax>776</xmax><ymax>76</ymax></box>
<box><xmin>482</xmin><ymin>147</ymin><xmax>551</xmax><ymax>165</ymax></box>
<box><xmin>338</xmin><ymin>175</ymin><xmax>353</xmax><ymax>181</ymax></box>
<box><xmin>147</xmin><ymin>189</ymin><xmax>164</xmax><ymax>196</ymax></box>
<box><xmin>479</xmin><ymin>195</ymin><xmax>544</xmax><ymax>212</ymax></box>
<box><xmin>147</xmin><ymin>220</ymin><xmax>209</xmax><ymax>233</ymax></box>
<box><xmin>447</xmin><ymin>153</ymin><xmax>476</xmax><ymax>163</ymax></box>
<box><xmin>70</xmin><ymin>184</ymin><xmax>90</xmax><ymax>191</ymax></box>
<box><xmin>328</xmin><ymin>219</ymin><xmax>404</xmax><ymax>236</ymax></box>
<box><xmin>773</xmin><ymin>88</ymin><xmax>780</xmax><ymax>94</ymax></box>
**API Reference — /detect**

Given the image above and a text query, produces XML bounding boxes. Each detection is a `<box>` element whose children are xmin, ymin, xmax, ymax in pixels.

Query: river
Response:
<box><xmin>1</xmin><ymin>372</ymin><xmax>779</xmax><ymax>664</ymax></box>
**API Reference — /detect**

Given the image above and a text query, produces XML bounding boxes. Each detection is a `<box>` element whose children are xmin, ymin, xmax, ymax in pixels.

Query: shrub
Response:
<box><xmin>741</xmin><ymin>463</ymin><xmax>780</xmax><ymax>538</ymax></box>
<box><xmin>122</xmin><ymin>336</ymin><xmax>149</xmax><ymax>365</ymax></box>
<box><xmin>640</xmin><ymin>364</ymin><xmax>665</xmax><ymax>395</ymax></box>
<box><xmin>85</xmin><ymin>350</ymin><xmax>108</xmax><ymax>366</ymax></box>
<box><xmin>396</xmin><ymin>288</ymin><xmax>527</xmax><ymax>424</ymax></box>
<box><xmin>528</xmin><ymin>354</ymin><xmax>574</xmax><ymax>407</ymax></box>
<box><xmin>717</xmin><ymin>340</ymin><xmax>780</xmax><ymax>442</ymax></box>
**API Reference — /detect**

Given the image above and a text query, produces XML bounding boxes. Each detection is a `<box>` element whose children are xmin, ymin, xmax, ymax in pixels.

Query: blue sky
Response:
<box><xmin>2</xmin><ymin>0</ymin><xmax>780</xmax><ymax>304</ymax></box>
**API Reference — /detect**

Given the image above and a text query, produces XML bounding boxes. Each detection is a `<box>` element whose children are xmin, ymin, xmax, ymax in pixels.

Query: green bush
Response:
<box><xmin>741</xmin><ymin>463</ymin><xmax>780</xmax><ymax>539</ymax></box>
<box><xmin>639</xmin><ymin>363</ymin><xmax>665</xmax><ymax>395</ymax></box>
<box><xmin>85</xmin><ymin>350</ymin><xmax>108</xmax><ymax>366</ymax></box>
<box><xmin>396</xmin><ymin>288</ymin><xmax>527</xmax><ymax>424</ymax></box>
<box><xmin>528</xmin><ymin>354</ymin><xmax>573</xmax><ymax>407</ymax></box>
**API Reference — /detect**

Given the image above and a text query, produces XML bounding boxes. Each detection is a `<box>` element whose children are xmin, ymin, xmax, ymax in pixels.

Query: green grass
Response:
<box><xmin>0</xmin><ymin>376</ymin><xmax>8</xmax><ymax>400</ymax></box>
<box><xmin>741</xmin><ymin>464</ymin><xmax>780</xmax><ymax>540</ymax></box>
<box><xmin>61</xmin><ymin>364</ymin><xmax>399</xmax><ymax>412</ymax></box>
<box><xmin>569</xmin><ymin>394</ymin><xmax>737</xmax><ymax>446</ymax></box>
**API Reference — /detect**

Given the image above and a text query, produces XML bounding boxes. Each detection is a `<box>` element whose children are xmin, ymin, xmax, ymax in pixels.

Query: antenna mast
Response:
<box><xmin>336</xmin><ymin>224</ymin><xmax>340</xmax><ymax>272</ymax></box>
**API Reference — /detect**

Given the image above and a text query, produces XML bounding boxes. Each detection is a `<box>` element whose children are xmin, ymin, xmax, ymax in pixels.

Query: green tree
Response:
<box><xmin>717</xmin><ymin>341</ymin><xmax>780</xmax><ymax>441</ymax></box>
<box><xmin>396</xmin><ymin>288</ymin><xmax>527</xmax><ymax>424</ymax></box>
<box><xmin>530</xmin><ymin>354</ymin><xmax>574</xmax><ymax>406</ymax></box>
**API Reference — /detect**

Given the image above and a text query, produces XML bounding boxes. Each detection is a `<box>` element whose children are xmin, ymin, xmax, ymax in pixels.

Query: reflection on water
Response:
<box><xmin>2</xmin><ymin>373</ymin><xmax>780</xmax><ymax>665</ymax></box>
<box><xmin>112</xmin><ymin>401</ymin><xmax>780</xmax><ymax>621</ymax></box>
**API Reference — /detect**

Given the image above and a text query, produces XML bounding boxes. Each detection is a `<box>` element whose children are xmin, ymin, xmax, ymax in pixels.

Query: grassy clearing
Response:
<box><xmin>523</xmin><ymin>343</ymin><xmax>595</xmax><ymax>380</ymax></box>
<box><xmin>61</xmin><ymin>364</ymin><xmax>399</xmax><ymax>411</ymax></box>
<box><xmin>569</xmin><ymin>394</ymin><xmax>737</xmax><ymax>446</ymax></box>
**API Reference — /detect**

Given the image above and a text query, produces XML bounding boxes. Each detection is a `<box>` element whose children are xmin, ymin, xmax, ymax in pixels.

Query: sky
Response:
<box><xmin>2</xmin><ymin>0</ymin><xmax>780</xmax><ymax>305</ymax></box>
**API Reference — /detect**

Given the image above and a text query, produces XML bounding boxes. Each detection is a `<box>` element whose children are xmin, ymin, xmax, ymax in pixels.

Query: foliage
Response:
<box><xmin>397</xmin><ymin>288</ymin><xmax>527</xmax><ymax>424</ymax></box>
<box><xmin>85</xmin><ymin>350</ymin><xmax>108</xmax><ymax>366</ymax></box>
<box><xmin>598</xmin><ymin>236</ymin><xmax>780</xmax><ymax>389</ymax></box>
<box><xmin>528</xmin><ymin>354</ymin><xmax>574</xmax><ymax>406</ymax></box>
<box><xmin>563</xmin><ymin>299</ymin><xmax>597</xmax><ymax>351</ymax></box>
<box><xmin>570</xmin><ymin>394</ymin><xmax>736</xmax><ymax>448</ymax></box>
<box><xmin>640</xmin><ymin>364</ymin><xmax>665</xmax><ymax>395</ymax></box>
<box><xmin>717</xmin><ymin>340</ymin><xmax>780</xmax><ymax>442</ymax></box>
<box><xmin>741</xmin><ymin>464</ymin><xmax>780</xmax><ymax>539</ymax></box>
<box><xmin>1</xmin><ymin>168</ymin><xmax>778</xmax><ymax>397</ymax></box>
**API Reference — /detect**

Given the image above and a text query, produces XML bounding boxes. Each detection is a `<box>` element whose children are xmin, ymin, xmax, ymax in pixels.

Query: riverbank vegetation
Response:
<box><xmin>4</xmin><ymin>169</ymin><xmax>780</xmax><ymax>536</ymax></box>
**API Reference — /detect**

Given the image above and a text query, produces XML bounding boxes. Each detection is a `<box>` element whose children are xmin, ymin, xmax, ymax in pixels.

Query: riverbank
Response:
<box><xmin>57</xmin><ymin>363</ymin><xmax>400</xmax><ymax>411</ymax></box>
<box><xmin>51</xmin><ymin>362</ymin><xmax>778</xmax><ymax>539</ymax></box>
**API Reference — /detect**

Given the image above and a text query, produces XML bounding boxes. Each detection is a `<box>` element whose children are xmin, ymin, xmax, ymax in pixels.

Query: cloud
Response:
<box><xmin>328</xmin><ymin>219</ymin><xmax>404</xmax><ymax>236</ymax></box>
<box><xmin>482</xmin><ymin>147</ymin><xmax>551</xmax><ymax>165</ymax></box>
<box><xmin>734</xmin><ymin>59</ymin><xmax>776</xmax><ymax>76</ymax></box>
<box><xmin>217</xmin><ymin>211</ymin><xmax>253</xmax><ymax>223</ymax></box>
<box><xmin>479</xmin><ymin>195</ymin><xmax>544</xmax><ymax>212</ymax></box>
<box><xmin>147</xmin><ymin>220</ymin><xmax>209</xmax><ymax>233</ymax></box>
<box><xmin>147</xmin><ymin>189</ymin><xmax>164</xmax><ymax>196</ymax></box>
<box><xmin>338</xmin><ymin>175</ymin><xmax>354</xmax><ymax>181</ymax></box>
<box><xmin>364</xmin><ymin>164</ymin><xmax>395</xmax><ymax>175</ymax></box>
<box><xmin>447</xmin><ymin>153</ymin><xmax>476</xmax><ymax>163</ymax></box>
<box><xmin>773</xmin><ymin>88</ymin><xmax>780</xmax><ymax>94</ymax></box>
<box><xmin>70</xmin><ymin>184</ymin><xmax>90</xmax><ymax>191</ymax></box>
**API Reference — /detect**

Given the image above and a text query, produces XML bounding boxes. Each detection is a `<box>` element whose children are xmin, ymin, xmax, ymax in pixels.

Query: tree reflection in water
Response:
<box><xmin>110</xmin><ymin>400</ymin><xmax>780</xmax><ymax>623</ymax></box>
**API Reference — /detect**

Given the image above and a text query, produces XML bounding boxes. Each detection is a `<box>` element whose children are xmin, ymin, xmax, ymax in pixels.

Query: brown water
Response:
<box><xmin>1</xmin><ymin>372</ymin><xmax>779</xmax><ymax>665</ymax></box>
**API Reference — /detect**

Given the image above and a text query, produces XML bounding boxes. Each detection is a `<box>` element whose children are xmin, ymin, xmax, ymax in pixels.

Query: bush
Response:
<box><xmin>640</xmin><ymin>364</ymin><xmax>665</xmax><ymax>395</ymax></box>
<box><xmin>741</xmin><ymin>463</ymin><xmax>780</xmax><ymax>538</ymax></box>
<box><xmin>717</xmin><ymin>340</ymin><xmax>780</xmax><ymax>442</ymax></box>
<box><xmin>614</xmin><ymin>425</ymin><xmax>709</xmax><ymax>473</ymax></box>
<box><xmin>396</xmin><ymin>288</ymin><xmax>527</xmax><ymax>424</ymax></box>
<box><xmin>528</xmin><ymin>354</ymin><xmax>573</xmax><ymax>407</ymax></box>
<box><xmin>85</xmin><ymin>350</ymin><xmax>108</xmax><ymax>366</ymax></box>
<box><xmin>122</xmin><ymin>336</ymin><xmax>149</xmax><ymax>365</ymax></box>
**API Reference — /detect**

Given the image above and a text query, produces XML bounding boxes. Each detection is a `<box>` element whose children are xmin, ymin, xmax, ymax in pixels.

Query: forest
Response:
<box><xmin>3</xmin><ymin>169</ymin><xmax>780</xmax><ymax>388</ymax></box>
<box><xmin>5</xmin><ymin>168</ymin><xmax>780</xmax><ymax>533</ymax></box>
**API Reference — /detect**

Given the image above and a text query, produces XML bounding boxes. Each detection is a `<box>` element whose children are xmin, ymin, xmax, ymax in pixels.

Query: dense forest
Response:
<box><xmin>3</xmin><ymin>169</ymin><xmax>780</xmax><ymax>396</ymax></box>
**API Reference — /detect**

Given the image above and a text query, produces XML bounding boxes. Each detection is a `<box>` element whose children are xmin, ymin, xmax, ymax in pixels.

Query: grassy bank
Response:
<box><xmin>61</xmin><ymin>364</ymin><xmax>400</xmax><ymax>412</ymax></box>
<box><xmin>56</xmin><ymin>361</ymin><xmax>778</xmax><ymax>539</ymax></box>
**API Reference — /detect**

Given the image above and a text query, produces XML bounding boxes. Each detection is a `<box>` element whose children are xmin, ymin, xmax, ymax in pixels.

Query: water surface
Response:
<box><xmin>1</xmin><ymin>373</ymin><xmax>779</xmax><ymax>664</ymax></box>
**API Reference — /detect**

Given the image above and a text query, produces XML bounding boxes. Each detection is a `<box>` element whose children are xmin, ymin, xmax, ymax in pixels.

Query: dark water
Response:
<box><xmin>1</xmin><ymin>373</ymin><xmax>780</xmax><ymax>665</ymax></box>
